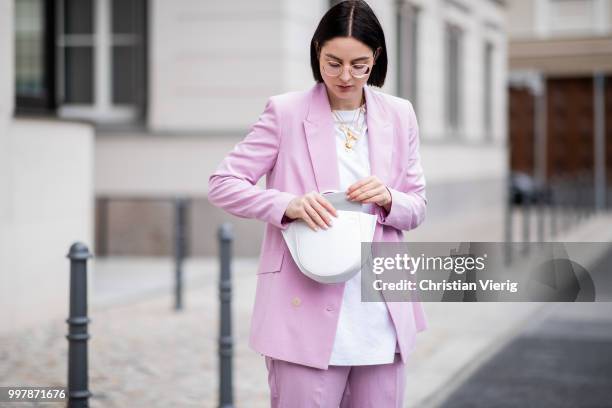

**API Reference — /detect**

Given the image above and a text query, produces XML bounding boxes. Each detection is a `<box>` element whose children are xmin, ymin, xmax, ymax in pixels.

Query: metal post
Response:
<box><xmin>96</xmin><ymin>197</ymin><xmax>109</xmax><ymax>257</ymax></box>
<box><xmin>572</xmin><ymin>175</ymin><xmax>579</xmax><ymax>225</ymax></box>
<box><xmin>218</xmin><ymin>223</ymin><xmax>234</xmax><ymax>408</ymax></box>
<box><xmin>572</xmin><ymin>175</ymin><xmax>580</xmax><ymax>226</ymax></box>
<box><xmin>174</xmin><ymin>197</ymin><xmax>188</xmax><ymax>310</ymax></box>
<box><xmin>536</xmin><ymin>186</ymin><xmax>545</xmax><ymax>243</ymax></box>
<box><xmin>550</xmin><ymin>178</ymin><xmax>558</xmax><ymax>239</ymax></box>
<box><xmin>534</xmin><ymin>73</ymin><xmax>547</xmax><ymax>245</ymax></box>
<box><xmin>562</xmin><ymin>177</ymin><xmax>570</xmax><ymax>233</ymax></box>
<box><xmin>582</xmin><ymin>172</ymin><xmax>590</xmax><ymax>220</ymax></box>
<box><xmin>66</xmin><ymin>242</ymin><xmax>93</xmax><ymax>408</ymax></box>
<box><xmin>522</xmin><ymin>197</ymin><xmax>531</xmax><ymax>255</ymax></box>
<box><xmin>594</xmin><ymin>73</ymin><xmax>606</xmax><ymax>211</ymax></box>
<box><xmin>569</xmin><ymin>176</ymin><xmax>576</xmax><ymax>228</ymax></box>
<box><xmin>504</xmin><ymin>173</ymin><xmax>513</xmax><ymax>266</ymax></box>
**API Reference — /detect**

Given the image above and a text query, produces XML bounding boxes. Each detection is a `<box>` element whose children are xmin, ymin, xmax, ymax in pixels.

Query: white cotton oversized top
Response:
<box><xmin>327</xmin><ymin>107</ymin><xmax>398</xmax><ymax>366</ymax></box>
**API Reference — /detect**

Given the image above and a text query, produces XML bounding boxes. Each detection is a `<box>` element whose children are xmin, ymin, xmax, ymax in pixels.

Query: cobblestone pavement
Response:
<box><xmin>2</xmin><ymin>211</ymin><xmax>611</xmax><ymax>408</ymax></box>
<box><xmin>0</xmin><ymin>265</ymin><xmax>546</xmax><ymax>408</ymax></box>
<box><xmin>1</xmin><ymin>260</ymin><xmax>270</xmax><ymax>408</ymax></box>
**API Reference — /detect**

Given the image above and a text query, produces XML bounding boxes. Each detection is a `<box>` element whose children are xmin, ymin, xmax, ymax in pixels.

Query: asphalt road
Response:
<box><xmin>439</xmin><ymin>247</ymin><xmax>612</xmax><ymax>408</ymax></box>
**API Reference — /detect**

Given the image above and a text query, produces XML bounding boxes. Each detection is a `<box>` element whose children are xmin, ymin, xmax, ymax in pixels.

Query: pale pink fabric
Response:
<box><xmin>265</xmin><ymin>352</ymin><xmax>407</xmax><ymax>408</ymax></box>
<box><xmin>208</xmin><ymin>81</ymin><xmax>428</xmax><ymax>370</ymax></box>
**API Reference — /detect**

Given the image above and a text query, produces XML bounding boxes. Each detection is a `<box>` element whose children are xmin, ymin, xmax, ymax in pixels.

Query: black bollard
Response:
<box><xmin>218</xmin><ymin>223</ymin><xmax>234</xmax><ymax>408</ymax></box>
<box><xmin>550</xmin><ymin>178</ymin><xmax>558</xmax><ymax>239</ymax></box>
<box><xmin>504</xmin><ymin>174</ymin><xmax>513</xmax><ymax>266</ymax></box>
<box><xmin>174</xmin><ymin>197</ymin><xmax>188</xmax><ymax>310</ymax></box>
<box><xmin>536</xmin><ymin>185</ymin><xmax>545</xmax><ymax>243</ymax></box>
<box><xmin>65</xmin><ymin>242</ymin><xmax>93</xmax><ymax>408</ymax></box>
<box><xmin>521</xmin><ymin>197</ymin><xmax>531</xmax><ymax>254</ymax></box>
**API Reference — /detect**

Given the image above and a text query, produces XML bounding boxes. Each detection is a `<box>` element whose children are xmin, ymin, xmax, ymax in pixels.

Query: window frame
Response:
<box><xmin>56</xmin><ymin>0</ymin><xmax>147</xmax><ymax>124</ymax></box>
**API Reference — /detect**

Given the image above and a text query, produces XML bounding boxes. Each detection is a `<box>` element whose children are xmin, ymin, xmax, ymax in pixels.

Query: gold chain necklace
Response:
<box><xmin>332</xmin><ymin>97</ymin><xmax>366</xmax><ymax>152</ymax></box>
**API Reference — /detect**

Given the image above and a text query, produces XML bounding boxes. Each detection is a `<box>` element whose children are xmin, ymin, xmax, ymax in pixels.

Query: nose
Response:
<box><xmin>340</xmin><ymin>64</ymin><xmax>352</xmax><ymax>82</ymax></box>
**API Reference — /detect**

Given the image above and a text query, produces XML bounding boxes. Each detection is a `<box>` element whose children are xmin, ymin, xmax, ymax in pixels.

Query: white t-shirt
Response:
<box><xmin>327</xmin><ymin>107</ymin><xmax>398</xmax><ymax>366</ymax></box>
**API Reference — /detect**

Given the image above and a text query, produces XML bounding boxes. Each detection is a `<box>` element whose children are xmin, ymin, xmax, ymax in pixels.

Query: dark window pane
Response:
<box><xmin>64</xmin><ymin>47</ymin><xmax>93</xmax><ymax>103</ymax></box>
<box><xmin>15</xmin><ymin>0</ymin><xmax>45</xmax><ymax>98</ymax></box>
<box><xmin>112</xmin><ymin>0</ymin><xmax>143</xmax><ymax>34</ymax></box>
<box><xmin>64</xmin><ymin>0</ymin><xmax>93</xmax><ymax>35</ymax></box>
<box><xmin>112</xmin><ymin>45</ymin><xmax>136</xmax><ymax>104</ymax></box>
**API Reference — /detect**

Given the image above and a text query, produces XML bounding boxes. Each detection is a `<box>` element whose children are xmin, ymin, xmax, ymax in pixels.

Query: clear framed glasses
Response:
<box><xmin>321</xmin><ymin>60</ymin><xmax>373</xmax><ymax>78</ymax></box>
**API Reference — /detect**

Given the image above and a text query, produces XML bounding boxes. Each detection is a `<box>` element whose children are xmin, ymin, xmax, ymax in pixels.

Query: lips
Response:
<box><xmin>338</xmin><ymin>85</ymin><xmax>353</xmax><ymax>90</ymax></box>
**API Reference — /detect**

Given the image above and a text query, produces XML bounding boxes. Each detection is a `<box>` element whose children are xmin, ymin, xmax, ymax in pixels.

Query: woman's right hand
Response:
<box><xmin>284</xmin><ymin>192</ymin><xmax>338</xmax><ymax>231</ymax></box>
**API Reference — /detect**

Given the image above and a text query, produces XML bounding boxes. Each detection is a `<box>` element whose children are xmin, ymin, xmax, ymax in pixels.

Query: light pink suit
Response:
<box><xmin>208</xmin><ymin>81</ymin><xmax>428</xmax><ymax>370</ymax></box>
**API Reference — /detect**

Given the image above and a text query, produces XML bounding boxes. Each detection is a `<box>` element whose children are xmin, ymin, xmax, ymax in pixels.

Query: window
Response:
<box><xmin>15</xmin><ymin>0</ymin><xmax>56</xmax><ymax>113</ymax></box>
<box><xmin>14</xmin><ymin>0</ymin><xmax>147</xmax><ymax>123</ymax></box>
<box><xmin>57</xmin><ymin>0</ymin><xmax>147</xmax><ymax>124</ymax></box>
<box><xmin>59</xmin><ymin>0</ymin><xmax>94</xmax><ymax>105</ymax></box>
<box><xmin>445</xmin><ymin>22</ymin><xmax>462</xmax><ymax>135</ymax></box>
<box><xmin>397</xmin><ymin>1</ymin><xmax>419</xmax><ymax>111</ymax></box>
<box><xmin>483</xmin><ymin>41</ymin><xmax>494</xmax><ymax>141</ymax></box>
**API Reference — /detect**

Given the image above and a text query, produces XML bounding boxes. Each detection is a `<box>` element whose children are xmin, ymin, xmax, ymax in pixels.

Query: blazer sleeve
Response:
<box><xmin>207</xmin><ymin>96</ymin><xmax>296</xmax><ymax>229</ymax></box>
<box><xmin>374</xmin><ymin>101</ymin><xmax>427</xmax><ymax>231</ymax></box>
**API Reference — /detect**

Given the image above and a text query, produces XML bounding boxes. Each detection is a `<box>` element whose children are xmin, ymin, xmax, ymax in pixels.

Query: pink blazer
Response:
<box><xmin>208</xmin><ymin>81</ymin><xmax>428</xmax><ymax>369</ymax></box>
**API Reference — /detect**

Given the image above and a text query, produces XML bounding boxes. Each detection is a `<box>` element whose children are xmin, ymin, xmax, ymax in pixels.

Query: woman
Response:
<box><xmin>208</xmin><ymin>1</ymin><xmax>427</xmax><ymax>406</ymax></box>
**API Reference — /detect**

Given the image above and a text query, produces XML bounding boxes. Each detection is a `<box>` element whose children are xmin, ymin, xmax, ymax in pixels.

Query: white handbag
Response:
<box><xmin>281</xmin><ymin>191</ymin><xmax>377</xmax><ymax>284</ymax></box>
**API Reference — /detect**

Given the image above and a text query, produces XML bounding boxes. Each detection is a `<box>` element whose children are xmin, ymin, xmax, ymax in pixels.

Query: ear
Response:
<box><xmin>373</xmin><ymin>46</ymin><xmax>382</xmax><ymax>63</ymax></box>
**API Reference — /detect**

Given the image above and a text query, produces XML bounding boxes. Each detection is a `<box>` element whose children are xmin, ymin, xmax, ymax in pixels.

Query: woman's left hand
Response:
<box><xmin>346</xmin><ymin>175</ymin><xmax>392</xmax><ymax>212</ymax></box>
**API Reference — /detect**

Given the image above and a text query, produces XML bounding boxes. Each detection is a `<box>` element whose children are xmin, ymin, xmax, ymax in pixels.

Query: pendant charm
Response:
<box><xmin>344</xmin><ymin>129</ymin><xmax>358</xmax><ymax>150</ymax></box>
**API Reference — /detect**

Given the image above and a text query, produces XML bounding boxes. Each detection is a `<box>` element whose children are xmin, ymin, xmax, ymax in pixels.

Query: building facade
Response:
<box><xmin>5</xmin><ymin>0</ymin><xmax>508</xmax><ymax>271</ymax></box>
<box><xmin>2</xmin><ymin>0</ymin><xmax>94</xmax><ymax>336</ymax></box>
<box><xmin>506</xmin><ymin>0</ymin><xmax>612</xmax><ymax>209</ymax></box>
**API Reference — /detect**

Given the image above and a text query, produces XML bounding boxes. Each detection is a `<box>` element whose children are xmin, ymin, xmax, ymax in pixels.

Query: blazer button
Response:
<box><xmin>326</xmin><ymin>305</ymin><xmax>334</xmax><ymax>312</ymax></box>
<box><xmin>292</xmin><ymin>297</ymin><xmax>301</xmax><ymax>307</ymax></box>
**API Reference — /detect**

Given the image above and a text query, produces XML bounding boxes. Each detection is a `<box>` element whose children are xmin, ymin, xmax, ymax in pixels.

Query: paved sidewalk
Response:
<box><xmin>437</xmin><ymin>249</ymin><xmax>612</xmax><ymax>408</ymax></box>
<box><xmin>1</xmin><ymin>210</ymin><xmax>611</xmax><ymax>407</ymax></box>
<box><xmin>414</xmin><ymin>211</ymin><xmax>612</xmax><ymax>407</ymax></box>
<box><xmin>1</xmin><ymin>259</ymin><xmax>266</xmax><ymax>408</ymax></box>
<box><xmin>0</xmin><ymin>262</ymin><xmax>548</xmax><ymax>408</ymax></box>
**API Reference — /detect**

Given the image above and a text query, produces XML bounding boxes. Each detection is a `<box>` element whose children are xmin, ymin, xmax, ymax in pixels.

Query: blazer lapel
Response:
<box><xmin>303</xmin><ymin>82</ymin><xmax>340</xmax><ymax>192</ymax></box>
<box><xmin>364</xmin><ymin>84</ymin><xmax>394</xmax><ymax>188</ymax></box>
<box><xmin>302</xmin><ymin>82</ymin><xmax>394</xmax><ymax>193</ymax></box>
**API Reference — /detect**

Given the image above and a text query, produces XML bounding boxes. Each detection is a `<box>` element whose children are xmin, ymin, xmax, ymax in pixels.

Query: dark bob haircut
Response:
<box><xmin>310</xmin><ymin>0</ymin><xmax>388</xmax><ymax>87</ymax></box>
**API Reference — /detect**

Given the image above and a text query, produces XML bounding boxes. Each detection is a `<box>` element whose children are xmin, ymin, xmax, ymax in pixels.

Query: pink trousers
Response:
<box><xmin>264</xmin><ymin>352</ymin><xmax>407</xmax><ymax>408</ymax></box>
